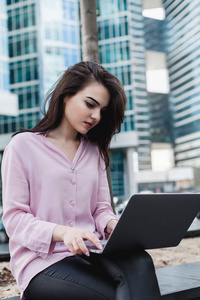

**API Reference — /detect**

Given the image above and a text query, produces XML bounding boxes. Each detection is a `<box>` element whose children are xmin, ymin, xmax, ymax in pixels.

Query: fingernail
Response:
<box><xmin>85</xmin><ymin>251</ymin><xmax>90</xmax><ymax>257</ymax></box>
<box><xmin>98</xmin><ymin>244</ymin><xmax>103</xmax><ymax>250</ymax></box>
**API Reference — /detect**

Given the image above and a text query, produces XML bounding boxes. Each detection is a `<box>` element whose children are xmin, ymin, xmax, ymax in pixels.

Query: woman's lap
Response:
<box><xmin>24</xmin><ymin>250</ymin><xmax>161</xmax><ymax>300</ymax></box>
<box><xmin>24</xmin><ymin>255</ymin><xmax>116</xmax><ymax>300</ymax></box>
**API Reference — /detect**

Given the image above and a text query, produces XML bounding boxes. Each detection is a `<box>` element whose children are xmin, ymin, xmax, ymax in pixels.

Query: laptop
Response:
<box><xmin>87</xmin><ymin>193</ymin><xmax>200</xmax><ymax>255</ymax></box>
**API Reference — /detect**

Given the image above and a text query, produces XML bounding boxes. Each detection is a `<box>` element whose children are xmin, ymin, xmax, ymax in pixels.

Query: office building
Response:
<box><xmin>136</xmin><ymin>0</ymin><xmax>200</xmax><ymax>193</ymax></box>
<box><xmin>144</xmin><ymin>15</ymin><xmax>172</xmax><ymax>144</ymax></box>
<box><xmin>163</xmin><ymin>0</ymin><xmax>200</xmax><ymax>168</ymax></box>
<box><xmin>0</xmin><ymin>0</ymin><xmax>80</xmax><ymax>149</ymax></box>
<box><xmin>0</xmin><ymin>0</ymin><xmax>18</xmax><ymax>199</ymax></box>
<box><xmin>0</xmin><ymin>0</ymin><xmax>18</xmax><ymax>139</ymax></box>
<box><xmin>97</xmin><ymin>0</ymin><xmax>151</xmax><ymax>197</ymax></box>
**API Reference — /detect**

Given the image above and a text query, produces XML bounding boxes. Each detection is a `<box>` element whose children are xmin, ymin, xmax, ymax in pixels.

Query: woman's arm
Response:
<box><xmin>93</xmin><ymin>155</ymin><xmax>118</xmax><ymax>238</ymax></box>
<box><xmin>2</xmin><ymin>142</ymin><xmax>57</xmax><ymax>258</ymax></box>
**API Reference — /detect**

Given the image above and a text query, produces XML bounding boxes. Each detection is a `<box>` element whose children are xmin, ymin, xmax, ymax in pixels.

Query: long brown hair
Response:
<box><xmin>14</xmin><ymin>61</ymin><xmax>126</xmax><ymax>167</ymax></box>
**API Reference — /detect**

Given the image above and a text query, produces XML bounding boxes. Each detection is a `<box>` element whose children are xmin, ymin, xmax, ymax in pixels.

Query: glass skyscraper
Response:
<box><xmin>144</xmin><ymin>15</ymin><xmax>172</xmax><ymax>144</ymax></box>
<box><xmin>0</xmin><ymin>0</ymin><xmax>18</xmax><ymax>199</ymax></box>
<box><xmin>163</xmin><ymin>0</ymin><xmax>200</xmax><ymax>168</ymax></box>
<box><xmin>0</xmin><ymin>0</ymin><xmax>9</xmax><ymax>92</ymax></box>
<box><xmin>97</xmin><ymin>0</ymin><xmax>151</xmax><ymax>198</ymax></box>
<box><xmin>0</xmin><ymin>0</ymin><xmax>80</xmax><ymax>146</ymax></box>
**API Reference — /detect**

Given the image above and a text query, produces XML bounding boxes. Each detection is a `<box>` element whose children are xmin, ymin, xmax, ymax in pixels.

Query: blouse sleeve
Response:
<box><xmin>1</xmin><ymin>141</ymin><xmax>57</xmax><ymax>258</ymax></box>
<box><xmin>93</xmin><ymin>155</ymin><xmax>118</xmax><ymax>238</ymax></box>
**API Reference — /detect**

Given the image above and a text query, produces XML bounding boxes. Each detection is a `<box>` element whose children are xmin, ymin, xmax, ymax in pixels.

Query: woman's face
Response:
<box><xmin>62</xmin><ymin>82</ymin><xmax>110</xmax><ymax>137</ymax></box>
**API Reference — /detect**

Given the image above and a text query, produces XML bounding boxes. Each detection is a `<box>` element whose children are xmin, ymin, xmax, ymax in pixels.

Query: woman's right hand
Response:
<box><xmin>52</xmin><ymin>225</ymin><xmax>102</xmax><ymax>256</ymax></box>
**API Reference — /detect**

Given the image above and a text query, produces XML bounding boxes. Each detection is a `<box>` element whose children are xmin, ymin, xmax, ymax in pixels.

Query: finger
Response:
<box><xmin>76</xmin><ymin>236</ymin><xmax>90</xmax><ymax>255</ymax></box>
<box><xmin>83</xmin><ymin>232</ymin><xmax>102</xmax><ymax>250</ymax></box>
<box><xmin>67</xmin><ymin>242</ymin><xmax>77</xmax><ymax>256</ymax></box>
<box><xmin>73</xmin><ymin>236</ymin><xmax>85</xmax><ymax>255</ymax></box>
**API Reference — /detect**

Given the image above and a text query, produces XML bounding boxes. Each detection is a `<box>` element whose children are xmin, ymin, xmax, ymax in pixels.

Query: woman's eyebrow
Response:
<box><xmin>86</xmin><ymin>96</ymin><xmax>100</xmax><ymax>106</ymax></box>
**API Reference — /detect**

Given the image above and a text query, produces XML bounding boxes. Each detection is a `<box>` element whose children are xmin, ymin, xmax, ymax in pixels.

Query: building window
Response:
<box><xmin>10</xmin><ymin>58</ymin><xmax>38</xmax><ymax>84</ymax></box>
<box><xmin>110</xmin><ymin>151</ymin><xmax>125</xmax><ymax>197</ymax></box>
<box><xmin>12</xmin><ymin>85</ymin><xmax>39</xmax><ymax>110</ymax></box>
<box><xmin>99</xmin><ymin>40</ymin><xmax>130</xmax><ymax>64</ymax></box>
<box><xmin>126</xmin><ymin>90</ymin><xmax>133</xmax><ymax>110</ymax></box>
<box><xmin>98</xmin><ymin>15</ymin><xmax>128</xmax><ymax>40</ymax></box>
<box><xmin>121</xmin><ymin>115</ymin><xmax>134</xmax><ymax>132</ymax></box>
<box><xmin>107</xmin><ymin>65</ymin><xmax>131</xmax><ymax>86</ymax></box>
<box><xmin>8</xmin><ymin>31</ymin><xmax>37</xmax><ymax>57</ymax></box>
<box><xmin>7</xmin><ymin>4</ymin><xmax>36</xmax><ymax>32</ymax></box>
<box><xmin>96</xmin><ymin>0</ymin><xmax>127</xmax><ymax>17</ymax></box>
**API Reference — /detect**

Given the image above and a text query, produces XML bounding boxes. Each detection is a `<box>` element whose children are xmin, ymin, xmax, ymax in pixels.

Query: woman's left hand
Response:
<box><xmin>105</xmin><ymin>219</ymin><xmax>118</xmax><ymax>235</ymax></box>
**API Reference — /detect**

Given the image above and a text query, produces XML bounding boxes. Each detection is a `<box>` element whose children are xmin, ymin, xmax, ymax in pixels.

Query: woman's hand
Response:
<box><xmin>105</xmin><ymin>219</ymin><xmax>118</xmax><ymax>235</ymax></box>
<box><xmin>52</xmin><ymin>225</ymin><xmax>102</xmax><ymax>256</ymax></box>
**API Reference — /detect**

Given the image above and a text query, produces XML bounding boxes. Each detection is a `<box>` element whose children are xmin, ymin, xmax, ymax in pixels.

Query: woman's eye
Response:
<box><xmin>86</xmin><ymin>102</ymin><xmax>94</xmax><ymax>108</ymax></box>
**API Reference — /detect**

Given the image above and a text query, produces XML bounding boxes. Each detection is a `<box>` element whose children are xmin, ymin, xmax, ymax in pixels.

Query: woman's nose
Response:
<box><xmin>91</xmin><ymin>109</ymin><xmax>101</xmax><ymax>121</ymax></box>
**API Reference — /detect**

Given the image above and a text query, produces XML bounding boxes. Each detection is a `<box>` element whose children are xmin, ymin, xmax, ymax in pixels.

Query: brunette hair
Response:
<box><xmin>15</xmin><ymin>61</ymin><xmax>126</xmax><ymax>167</ymax></box>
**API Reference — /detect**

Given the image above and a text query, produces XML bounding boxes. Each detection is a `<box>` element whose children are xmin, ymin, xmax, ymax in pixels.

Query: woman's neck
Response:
<box><xmin>48</xmin><ymin>126</ymin><xmax>79</xmax><ymax>143</ymax></box>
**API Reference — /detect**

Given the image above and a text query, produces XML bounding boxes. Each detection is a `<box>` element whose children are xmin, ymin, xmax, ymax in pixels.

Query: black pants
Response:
<box><xmin>24</xmin><ymin>250</ymin><xmax>161</xmax><ymax>300</ymax></box>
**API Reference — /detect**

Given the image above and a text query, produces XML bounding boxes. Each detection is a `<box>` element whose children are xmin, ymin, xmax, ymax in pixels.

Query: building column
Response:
<box><xmin>126</xmin><ymin>147</ymin><xmax>138</xmax><ymax>196</ymax></box>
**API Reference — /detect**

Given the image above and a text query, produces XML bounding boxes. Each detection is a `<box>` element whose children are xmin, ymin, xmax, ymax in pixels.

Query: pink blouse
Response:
<box><xmin>2</xmin><ymin>132</ymin><xmax>117</xmax><ymax>298</ymax></box>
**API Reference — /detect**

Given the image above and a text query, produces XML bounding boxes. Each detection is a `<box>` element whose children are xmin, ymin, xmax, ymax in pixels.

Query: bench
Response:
<box><xmin>3</xmin><ymin>261</ymin><xmax>200</xmax><ymax>300</ymax></box>
<box><xmin>156</xmin><ymin>261</ymin><xmax>200</xmax><ymax>299</ymax></box>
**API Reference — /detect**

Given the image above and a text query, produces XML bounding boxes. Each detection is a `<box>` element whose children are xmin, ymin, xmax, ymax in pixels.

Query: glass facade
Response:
<box><xmin>96</xmin><ymin>0</ymin><xmax>127</xmax><ymax>16</ymax></box>
<box><xmin>0</xmin><ymin>0</ymin><xmax>80</xmax><ymax>137</ymax></box>
<box><xmin>0</xmin><ymin>0</ymin><xmax>10</xmax><ymax>205</ymax></box>
<box><xmin>8</xmin><ymin>31</ymin><xmax>37</xmax><ymax>57</ymax></box>
<box><xmin>144</xmin><ymin>16</ymin><xmax>172</xmax><ymax>143</ymax></box>
<box><xmin>0</xmin><ymin>0</ymin><xmax>9</xmax><ymax>91</ymax></box>
<box><xmin>127</xmin><ymin>0</ymin><xmax>151</xmax><ymax>170</ymax></box>
<box><xmin>1</xmin><ymin>0</ymin><xmax>40</xmax><ymax>135</ymax></box>
<box><xmin>148</xmin><ymin>93</ymin><xmax>173</xmax><ymax>143</ymax></box>
<box><xmin>97</xmin><ymin>0</ymin><xmax>133</xmax><ymax>196</ymax></box>
<box><xmin>163</xmin><ymin>0</ymin><xmax>200</xmax><ymax>167</ymax></box>
<box><xmin>7</xmin><ymin>3</ymin><xmax>36</xmax><ymax>31</ymax></box>
<box><xmin>110</xmin><ymin>151</ymin><xmax>125</xmax><ymax>197</ymax></box>
<box><xmin>97</xmin><ymin>0</ymin><xmax>151</xmax><ymax>196</ymax></box>
<box><xmin>40</xmin><ymin>0</ymin><xmax>80</xmax><ymax>93</ymax></box>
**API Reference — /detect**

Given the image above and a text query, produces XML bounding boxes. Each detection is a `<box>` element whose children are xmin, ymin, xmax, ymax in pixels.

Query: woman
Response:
<box><xmin>2</xmin><ymin>61</ymin><xmax>160</xmax><ymax>300</ymax></box>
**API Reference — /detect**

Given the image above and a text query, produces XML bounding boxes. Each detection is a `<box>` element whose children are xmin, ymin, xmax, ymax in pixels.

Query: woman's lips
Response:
<box><xmin>84</xmin><ymin>122</ymin><xmax>93</xmax><ymax>129</ymax></box>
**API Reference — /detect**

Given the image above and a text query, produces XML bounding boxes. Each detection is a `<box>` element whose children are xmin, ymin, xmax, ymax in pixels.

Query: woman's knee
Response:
<box><xmin>136</xmin><ymin>249</ymin><xmax>154</xmax><ymax>265</ymax></box>
<box><xmin>112</xmin><ymin>249</ymin><xmax>155</xmax><ymax>272</ymax></box>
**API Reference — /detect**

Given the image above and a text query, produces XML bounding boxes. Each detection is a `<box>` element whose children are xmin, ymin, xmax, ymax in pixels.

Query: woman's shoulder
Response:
<box><xmin>6</xmin><ymin>131</ymin><xmax>42</xmax><ymax>152</ymax></box>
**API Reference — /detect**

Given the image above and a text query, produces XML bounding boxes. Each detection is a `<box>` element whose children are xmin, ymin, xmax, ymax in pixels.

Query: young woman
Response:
<box><xmin>2</xmin><ymin>61</ymin><xmax>161</xmax><ymax>300</ymax></box>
